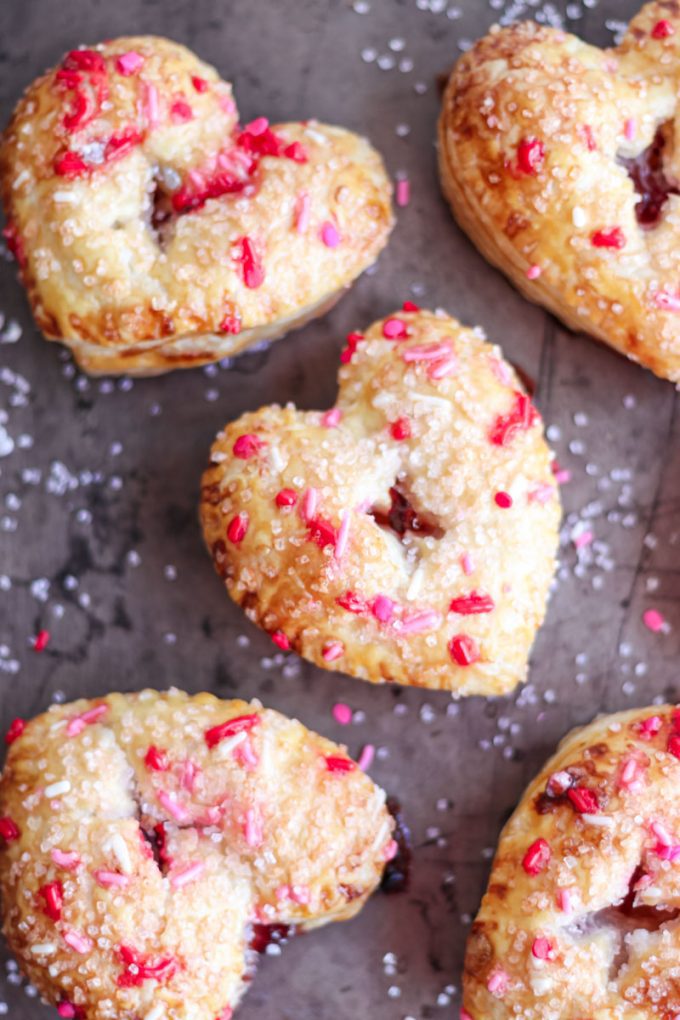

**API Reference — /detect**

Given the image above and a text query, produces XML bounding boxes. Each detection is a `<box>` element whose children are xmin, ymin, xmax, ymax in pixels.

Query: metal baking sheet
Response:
<box><xmin>0</xmin><ymin>0</ymin><xmax>677</xmax><ymax>1016</ymax></box>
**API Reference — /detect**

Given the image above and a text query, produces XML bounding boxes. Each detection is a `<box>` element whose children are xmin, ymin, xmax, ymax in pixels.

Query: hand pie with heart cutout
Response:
<box><xmin>200</xmin><ymin>308</ymin><xmax>560</xmax><ymax>696</ymax></box>
<box><xmin>439</xmin><ymin>2</ymin><xmax>680</xmax><ymax>383</ymax></box>
<box><xmin>0</xmin><ymin>689</ymin><xmax>394</xmax><ymax>1020</ymax></box>
<box><xmin>463</xmin><ymin>704</ymin><xmax>680</xmax><ymax>1019</ymax></box>
<box><xmin>0</xmin><ymin>36</ymin><xmax>393</xmax><ymax>375</ymax></box>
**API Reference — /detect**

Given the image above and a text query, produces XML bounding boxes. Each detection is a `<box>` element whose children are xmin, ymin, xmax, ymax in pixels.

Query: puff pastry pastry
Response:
<box><xmin>463</xmin><ymin>704</ymin><xmax>680</xmax><ymax>1019</ymax></box>
<box><xmin>200</xmin><ymin>307</ymin><xmax>560</xmax><ymax>696</ymax></box>
<box><xmin>0</xmin><ymin>36</ymin><xmax>393</xmax><ymax>375</ymax></box>
<box><xmin>0</xmin><ymin>689</ymin><xmax>394</xmax><ymax>1019</ymax></box>
<box><xmin>439</xmin><ymin>1</ymin><xmax>680</xmax><ymax>383</ymax></box>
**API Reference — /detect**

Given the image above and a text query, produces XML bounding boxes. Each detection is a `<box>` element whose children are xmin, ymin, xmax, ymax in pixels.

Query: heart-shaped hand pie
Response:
<box><xmin>0</xmin><ymin>689</ymin><xmax>394</xmax><ymax>1019</ymax></box>
<box><xmin>200</xmin><ymin>308</ymin><xmax>560</xmax><ymax>696</ymax></box>
<box><xmin>463</xmin><ymin>705</ymin><xmax>680</xmax><ymax>1020</ymax></box>
<box><xmin>0</xmin><ymin>36</ymin><xmax>393</xmax><ymax>376</ymax></box>
<box><xmin>439</xmin><ymin>2</ymin><xmax>680</xmax><ymax>383</ymax></box>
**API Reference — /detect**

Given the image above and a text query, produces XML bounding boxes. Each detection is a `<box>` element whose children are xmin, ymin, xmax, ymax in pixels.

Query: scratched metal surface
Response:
<box><xmin>0</xmin><ymin>0</ymin><xmax>677</xmax><ymax>1017</ymax></box>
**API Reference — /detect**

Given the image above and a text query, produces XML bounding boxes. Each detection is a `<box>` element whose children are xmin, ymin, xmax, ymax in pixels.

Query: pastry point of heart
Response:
<box><xmin>0</xmin><ymin>36</ymin><xmax>393</xmax><ymax>375</ymax></box>
<box><xmin>463</xmin><ymin>704</ymin><xmax>680</xmax><ymax>1019</ymax></box>
<box><xmin>200</xmin><ymin>308</ymin><xmax>561</xmax><ymax>696</ymax></box>
<box><xmin>0</xmin><ymin>689</ymin><xmax>394</xmax><ymax>1019</ymax></box>
<box><xmin>438</xmin><ymin>1</ymin><xmax>680</xmax><ymax>383</ymax></box>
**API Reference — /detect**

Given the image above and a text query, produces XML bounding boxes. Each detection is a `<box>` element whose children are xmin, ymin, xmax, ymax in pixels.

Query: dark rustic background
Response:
<box><xmin>0</xmin><ymin>1</ymin><xmax>677</xmax><ymax>1017</ymax></box>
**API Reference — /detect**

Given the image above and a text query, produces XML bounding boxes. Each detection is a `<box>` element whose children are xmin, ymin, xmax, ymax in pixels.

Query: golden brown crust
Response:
<box><xmin>439</xmin><ymin>1</ymin><xmax>680</xmax><ymax>384</ymax></box>
<box><xmin>0</xmin><ymin>688</ymin><xmax>393</xmax><ymax>1019</ymax></box>
<box><xmin>199</xmin><ymin>308</ymin><xmax>561</xmax><ymax>696</ymax></box>
<box><xmin>0</xmin><ymin>36</ymin><xmax>393</xmax><ymax>375</ymax></box>
<box><xmin>463</xmin><ymin>704</ymin><xmax>680</xmax><ymax>1019</ymax></box>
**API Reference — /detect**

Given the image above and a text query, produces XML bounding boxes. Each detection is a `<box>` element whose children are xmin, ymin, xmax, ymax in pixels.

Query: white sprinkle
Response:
<box><xmin>581</xmin><ymin>813</ymin><xmax>614</xmax><ymax>828</ymax></box>
<box><xmin>213</xmin><ymin>730</ymin><xmax>248</xmax><ymax>759</ymax></box>
<box><xmin>44</xmin><ymin>780</ymin><xmax>71</xmax><ymax>799</ymax></box>
<box><xmin>144</xmin><ymin>1005</ymin><xmax>165</xmax><ymax>1020</ymax></box>
<box><xmin>105</xmin><ymin>833</ymin><xmax>133</xmax><ymax>874</ymax></box>
<box><xmin>572</xmin><ymin>206</ymin><xmax>587</xmax><ymax>228</ymax></box>
<box><xmin>30</xmin><ymin>944</ymin><xmax>57</xmax><ymax>956</ymax></box>
<box><xmin>406</xmin><ymin>565</ymin><xmax>425</xmax><ymax>601</ymax></box>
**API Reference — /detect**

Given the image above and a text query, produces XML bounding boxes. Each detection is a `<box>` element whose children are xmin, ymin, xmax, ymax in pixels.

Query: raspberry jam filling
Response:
<box><xmin>369</xmin><ymin>486</ymin><xmax>441</xmax><ymax>540</ymax></box>
<box><xmin>619</xmin><ymin>126</ymin><xmax>680</xmax><ymax>227</ymax></box>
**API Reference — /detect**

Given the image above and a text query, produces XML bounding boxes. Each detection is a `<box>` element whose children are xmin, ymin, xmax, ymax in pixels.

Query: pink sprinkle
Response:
<box><xmin>33</xmin><ymin>629</ymin><xmax>50</xmax><ymax>652</ymax></box>
<box><xmin>526</xmin><ymin>264</ymin><xmax>542</xmax><ymax>280</ymax></box>
<box><xmin>322</xmin><ymin>408</ymin><xmax>342</xmax><ymax>428</ymax></box>
<box><xmin>94</xmin><ymin>869</ymin><xmax>129</xmax><ymax>889</ymax></box>
<box><xmin>234</xmin><ymin>736</ymin><xmax>259</xmax><ymax>770</ymax></box>
<box><xmin>63</xmin><ymin>930</ymin><xmax>92</xmax><ymax>954</ymax></box>
<box><xmin>643</xmin><ymin>608</ymin><xmax>666</xmax><ymax>633</ymax></box>
<box><xmin>244</xmin><ymin>807</ymin><xmax>264</xmax><ymax>848</ymax></box>
<box><xmin>332</xmin><ymin>703</ymin><xmax>352</xmax><ymax>725</ymax></box>
<box><xmin>396</xmin><ymin>177</ymin><xmax>410</xmax><ymax>207</ymax></box>
<box><xmin>382</xmin><ymin>317</ymin><xmax>408</xmax><ymax>340</ymax></box>
<box><xmin>275</xmin><ymin>883</ymin><xmax>311</xmax><ymax>905</ymax></box>
<box><xmin>553</xmin><ymin>468</ymin><xmax>571</xmax><ymax>485</ymax></box>
<box><xmin>301</xmin><ymin>487</ymin><xmax>318</xmax><ymax>523</ymax></box>
<box><xmin>487</xmin><ymin>969</ymin><xmax>509</xmax><ymax>997</ymax></box>
<box><xmin>460</xmin><ymin>1012</ymin><xmax>473</xmax><ymax>1020</ymax></box>
<box><xmin>143</xmin><ymin>82</ymin><xmax>160</xmax><ymax>129</ymax></box>
<box><xmin>116</xmin><ymin>50</ymin><xmax>144</xmax><ymax>76</ymax></box>
<box><xmin>322</xmin><ymin>641</ymin><xmax>344</xmax><ymax>662</ymax></box>
<box><xmin>402</xmin><ymin>341</ymin><xmax>453</xmax><ymax>363</ymax></box>
<box><xmin>529</xmin><ymin>483</ymin><xmax>556</xmax><ymax>505</ymax></box>
<box><xmin>382</xmin><ymin>839</ymin><xmax>398</xmax><ymax>861</ymax></box>
<box><xmin>531</xmin><ymin>937</ymin><xmax>554</xmax><ymax>961</ymax></box>
<box><xmin>556</xmin><ymin>888</ymin><xmax>572</xmax><ymax>913</ymax></box>
<box><xmin>358</xmin><ymin>744</ymin><xmax>375</xmax><ymax>771</ymax></box>
<box><xmin>400</xmin><ymin>609</ymin><xmax>441</xmax><ymax>634</ymax></box>
<box><xmin>158</xmin><ymin>791</ymin><xmax>191</xmax><ymax>824</ymax></box>
<box><xmin>624</xmin><ymin>117</ymin><xmax>636</xmax><ymax>141</ymax></box>
<box><xmin>294</xmin><ymin>191</ymin><xmax>311</xmax><ymax>233</ymax></box>
<box><xmin>51</xmin><ymin>849</ymin><xmax>81</xmax><ymax>870</ymax></box>
<box><xmin>180</xmin><ymin>759</ymin><xmax>200</xmax><ymax>792</ymax></box>
<box><xmin>619</xmin><ymin>758</ymin><xmax>640</xmax><ymax>789</ymax></box>
<box><xmin>428</xmin><ymin>354</ymin><xmax>458</xmax><ymax>380</ymax></box>
<box><xmin>639</xmin><ymin>715</ymin><xmax>662</xmax><ymax>738</ymax></box>
<box><xmin>245</xmin><ymin>116</ymin><xmax>269</xmax><ymax>135</ymax></box>
<box><xmin>489</xmin><ymin>355</ymin><xmax>513</xmax><ymax>386</ymax></box>
<box><xmin>651</xmin><ymin>820</ymin><xmax>673</xmax><ymax>846</ymax></box>
<box><xmin>461</xmin><ymin>553</ymin><xmax>475</xmax><ymax>576</ymax></box>
<box><xmin>335</xmin><ymin>510</ymin><xmax>351</xmax><ymax>560</ymax></box>
<box><xmin>573</xmin><ymin>529</ymin><xmax>593</xmax><ymax>549</ymax></box>
<box><xmin>654</xmin><ymin>289</ymin><xmax>680</xmax><ymax>311</ymax></box>
<box><xmin>320</xmin><ymin>221</ymin><xmax>341</xmax><ymax>248</ymax></box>
<box><xmin>372</xmin><ymin>594</ymin><xmax>395</xmax><ymax>623</ymax></box>
<box><xmin>57</xmin><ymin>1006</ymin><xmax>77</xmax><ymax>1019</ymax></box>
<box><xmin>66</xmin><ymin>703</ymin><xmax>108</xmax><ymax>738</ymax></box>
<box><xmin>170</xmin><ymin>860</ymin><xmax>205</xmax><ymax>889</ymax></box>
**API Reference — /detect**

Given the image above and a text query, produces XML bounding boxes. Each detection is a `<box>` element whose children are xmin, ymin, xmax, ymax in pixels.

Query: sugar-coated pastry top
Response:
<box><xmin>0</xmin><ymin>36</ymin><xmax>393</xmax><ymax>375</ymax></box>
<box><xmin>464</xmin><ymin>704</ymin><xmax>680</xmax><ymax>1020</ymax></box>
<box><xmin>0</xmin><ymin>689</ymin><xmax>394</xmax><ymax>1020</ymax></box>
<box><xmin>439</xmin><ymin>1</ymin><xmax>680</xmax><ymax>383</ymax></box>
<box><xmin>200</xmin><ymin>308</ymin><xmax>560</xmax><ymax>696</ymax></box>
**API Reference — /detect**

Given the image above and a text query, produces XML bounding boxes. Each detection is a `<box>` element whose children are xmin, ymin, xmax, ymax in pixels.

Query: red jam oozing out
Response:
<box><xmin>619</xmin><ymin>126</ymin><xmax>680</xmax><ymax>227</ymax></box>
<box><xmin>250</xmin><ymin>923</ymin><xmax>295</xmax><ymax>953</ymax></box>
<box><xmin>369</xmin><ymin>486</ymin><xmax>439</xmax><ymax>540</ymax></box>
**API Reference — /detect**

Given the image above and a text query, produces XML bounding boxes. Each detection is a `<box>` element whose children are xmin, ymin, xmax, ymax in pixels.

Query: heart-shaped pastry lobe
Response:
<box><xmin>0</xmin><ymin>36</ymin><xmax>393</xmax><ymax>376</ymax></box>
<box><xmin>201</xmin><ymin>308</ymin><xmax>560</xmax><ymax>696</ymax></box>
<box><xmin>438</xmin><ymin>2</ymin><xmax>680</xmax><ymax>383</ymax></box>
<box><xmin>463</xmin><ymin>705</ymin><xmax>680</xmax><ymax>1019</ymax></box>
<box><xmin>0</xmin><ymin>689</ymin><xmax>394</xmax><ymax>1019</ymax></box>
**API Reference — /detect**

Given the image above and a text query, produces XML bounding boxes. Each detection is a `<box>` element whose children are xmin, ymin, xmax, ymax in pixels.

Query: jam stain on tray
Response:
<box><xmin>381</xmin><ymin>796</ymin><xmax>412</xmax><ymax>894</ymax></box>
<box><xmin>619</xmin><ymin>125</ymin><xmax>680</xmax><ymax>227</ymax></box>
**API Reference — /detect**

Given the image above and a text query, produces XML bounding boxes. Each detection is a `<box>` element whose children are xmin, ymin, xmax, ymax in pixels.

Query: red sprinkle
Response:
<box><xmin>449</xmin><ymin>634</ymin><xmax>480</xmax><ymax>666</ymax></box>
<box><xmin>449</xmin><ymin>592</ymin><xmax>495</xmax><ymax>615</ymax></box>
<box><xmin>322</xmin><ymin>641</ymin><xmax>344</xmax><ymax>662</ymax></box>
<box><xmin>324</xmin><ymin>755</ymin><xmax>356</xmax><ymax>773</ymax></box>
<box><xmin>284</xmin><ymin>141</ymin><xmax>308</xmax><ymax>163</ymax></box>
<box><xmin>39</xmin><ymin>881</ymin><xmax>64</xmax><ymax>922</ymax></box>
<box><xmin>522</xmin><ymin>837</ymin><xmax>551</xmax><ymax>876</ymax></box>
<box><xmin>170</xmin><ymin>99</ymin><xmax>194</xmax><ymax>123</ymax></box>
<box><xmin>103</xmin><ymin>128</ymin><xmax>144</xmax><ymax>165</ymax></box>
<box><xmin>516</xmin><ymin>137</ymin><xmax>546</xmax><ymax>175</ymax></box>
<box><xmin>337</xmin><ymin>591</ymin><xmax>368</xmax><ymax>614</ymax></box>
<box><xmin>271</xmin><ymin>630</ymin><xmax>290</xmax><ymax>651</ymax></box>
<box><xmin>531</xmin><ymin>937</ymin><xmax>554</xmax><ymax>960</ymax></box>
<box><xmin>667</xmin><ymin>734</ymin><xmax>680</xmax><ymax>759</ymax></box>
<box><xmin>117</xmin><ymin>945</ymin><xmax>178</xmax><ymax>987</ymax></box>
<box><xmin>591</xmin><ymin>227</ymin><xmax>626</xmax><ymax>249</ymax></box>
<box><xmin>567</xmin><ymin>786</ymin><xmax>599</xmax><ymax>814</ymax></box>
<box><xmin>402</xmin><ymin>300</ymin><xmax>420</xmax><ymax>312</ymax></box>
<box><xmin>489</xmin><ymin>392</ymin><xmax>539</xmax><ymax>446</ymax></box>
<box><xmin>192</xmin><ymin>75</ymin><xmax>209</xmax><ymax>92</ymax></box>
<box><xmin>237</xmin><ymin>237</ymin><xmax>265</xmax><ymax>289</ymax></box>
<box><xmin>0</xmin><ymin>816</ymin><xmax>20</xmax><ymax>842</ymax></box>
<box><xmin>652</xmin><ymin>18</ymin><xmax>675</xmax><ymax>38</ymax></box>
<box><xmin>494</xmin><ymin>491</ymin><xmax>513</xmax><ymax>509</ymax></box>
<box><xmin>275</xmin><ymin>488</ymin><xmax>298</xmax><ymax>508</ymax></box>
<box><xmin>219</xmin><ymin>313</ymin><xmax>242</xmax><ymax>335</ymax></box>
<box><xmin>233</xmin><ymin>433</ymin><xmax>265</xmax><ymax>459</ymax></box>
<box><xmin>581</xmin><ymin>124</ymin><xmax>597</xmax><ymax>151</ymax></box>
<box><xmin>227</xmin><ymin>512</ymin><xmax>249</xmax><ymax>544</ymax></box>
<box><xmin>205</xmin><ymin>713</ymin><xmax>260</xmax><ymax>749</ymax></box>
<box><xmin>33</xmin><ymin>629</ymin><xmax>51</xmax><ymax>652</ymax></box>
<box><xmin>340</xmin><ymin>331</ymin><xmax>365</xmax><ymax>364</ymax></box>
<box><xmin>54</xmin><ymin>151</ymin><xmax>88</xmax><ymax>179</ymax></box>
<box><xmin>144</xmin><ymin>745</ymin><xmax>170</xmax><ymax>772</ymax></box>
<box><xmin>307</xmin><ymin>517</ymin><xmax>338</xmax><ymax>549</ymax></box>
<box><xmin>4</xmin><ymin>718</ymin><xmax>25</xmax><ymax>745</ymax></box>
<box><xmin>390</xmin><ymin>417</ymin><xmax>411</xmax><ymax>440</ymax></box>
